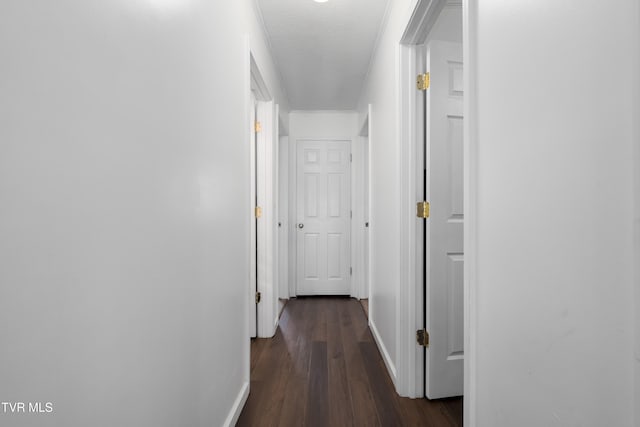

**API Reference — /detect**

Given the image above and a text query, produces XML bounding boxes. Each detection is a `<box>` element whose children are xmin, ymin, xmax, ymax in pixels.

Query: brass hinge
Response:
<box><xmin>255</xmin><ymin>292</ymin><xmax>261</xmax><ymax>304</ymax></box>
<box><xmin>416</xmin><ymin>201</ymin><xmax>430</xmax><ymax>219</ymax></box>
<box><xmin>255</xmin><ymin>206</ymin><xmax>262</xmax><ymax>218</ymax></box>
<box><xmin>417</xmin><ymin>72</ymin><xmax>430</xmax><ymax>91</ymax></box>
<box><xmin>255</xmin><ymin>121</ymin><xmax>262</xmax><ymax>133</ymax></box>
<box><xmin>416</xmin><ymin>329</ymin><xmax>429</xmax><ymax>347</ymax></box>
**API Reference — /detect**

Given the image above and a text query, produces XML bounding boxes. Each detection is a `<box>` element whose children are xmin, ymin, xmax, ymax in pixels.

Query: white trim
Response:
<box><xmin>370</xmin><ymin>318</ymin><xmax>398</xmax><ymax>386</ymax></box>
<box><xmin>354</xmin><ymin>106</ymin><xmax>372</xmax><ymax>301</ymax></box>
<box><xmin>278</xmin><ymin>134</ymin><xmax>290</xmax><ymax>300</ymax></box>
<box><xmin>222</xmin><ymin>381</ymin><xmax>250</xmax><ymax>427</ymax></box>
<box><xmin>250</xmin><ymin>55</ymin><xmax>271</xmax><ymax>101</ymax></box>
<box><xmin>366</xmin><ymin>104</ymin><xmax>373</xmax><ymax>310</ymax></box>
<box><xmin>396</xmin><ymin>43</ymin><xmax>417</xmax><ymax>398</ymax></box>
<box><xmin>248</xmin><ymin>46</ymin><xmax>258</xmax><ymax>341</ymax></box>
<box><xmin>273</xmin><ymin>104</ymin><xmax>281</xmax><ymax>318</ymax></box>
<box><xmin>351</xmin><ymin>135</ymin><xmax>362</xmax><ymax>299</ymax></box>
<box><xmin>287</xmin><ymin>126</ymin><xmax>297</xmax><ymax>298</ymax></box>
<box><xmin>463</xmin><ymin>0</ymin><xmax>478</xmax><ymax>425</ymax></box>
<box><xmin>397</xmin><ymin>42</ymin><xmax>424</xmax><ymax>398</ymax></box>
<box><xmin>633</xmin><ymin>1</ymin><xmax>640</xmax><ymax>423</ymax></box>
<box><xmin>256</xmin><ymin>99</ymin><xmax>277</xmax><ymax>338</ymax></box>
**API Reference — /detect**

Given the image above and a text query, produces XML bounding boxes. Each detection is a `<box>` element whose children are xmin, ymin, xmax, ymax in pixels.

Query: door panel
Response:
<box><xmin>424</xmin><ymin>40</ymin><xmax>464</xmax><ymax>399</ymax></box>
<box><xmin>297</xmin><ymin>140</ymin><xmax>351</xmax><ymax>295</ymax></box>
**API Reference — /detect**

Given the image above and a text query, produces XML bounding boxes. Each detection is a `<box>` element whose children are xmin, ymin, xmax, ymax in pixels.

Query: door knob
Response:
<box><xmin>298</xmin><ymin>223</ymin><xmax>304</xmax><ymax>229</ymax></box>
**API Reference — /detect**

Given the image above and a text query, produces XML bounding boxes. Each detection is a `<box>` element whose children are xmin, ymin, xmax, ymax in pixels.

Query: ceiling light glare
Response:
<box><xmin>313</xmin><ymin>0</ymin><xmax>329</xmax><ymax>3</ymax></box>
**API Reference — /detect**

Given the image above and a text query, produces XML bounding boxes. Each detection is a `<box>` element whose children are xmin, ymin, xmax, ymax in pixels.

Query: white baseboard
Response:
<box><xmin>223</xmin><ymin>380</ymin><xmax>249</xmax><ymax>427</ymax></box>
<box><xmin>369</xmin><ymin>318</ymin><xmax>398</xmax><ymax>386</ymax></box>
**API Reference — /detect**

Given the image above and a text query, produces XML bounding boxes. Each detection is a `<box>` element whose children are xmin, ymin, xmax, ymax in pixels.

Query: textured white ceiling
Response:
<box><xmin>256</xmin><ymin>0</ymin><xmax>390</xmax><ymax>110</ymax></box>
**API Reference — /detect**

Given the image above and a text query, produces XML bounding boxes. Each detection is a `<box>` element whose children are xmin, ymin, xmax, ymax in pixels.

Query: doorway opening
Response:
<box><xmin>286</xmin><ymin>111</ymin><xmax>364</xmax><ymax>300</ymax></box>
<box><xmin>249</xmin><ymin>52</ymin><xmax>279</xmax><ymax>339</ymax></box>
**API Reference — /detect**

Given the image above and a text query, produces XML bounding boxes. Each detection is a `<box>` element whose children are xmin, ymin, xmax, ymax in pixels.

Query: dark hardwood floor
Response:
<box><xmin>237</xmin><ymin>297</ymin><xmax>462</xmax><ymax>427</ymax></box>
<box><xmin>359</xmin><ymin>298</ymin><xmax>368</xmax><ymax>318</ymax></box>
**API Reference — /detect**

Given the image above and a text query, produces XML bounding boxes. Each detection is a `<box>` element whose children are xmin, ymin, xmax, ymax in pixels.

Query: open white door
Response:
<box><xmin>296</xmin><ymin>140</ymin><xmax>351</xmax><ymax>295</ymax></box>
<box><xmin>424</xmin><ymin>40</ymin><xmax>464</xmax><ymax>399</ymax></box>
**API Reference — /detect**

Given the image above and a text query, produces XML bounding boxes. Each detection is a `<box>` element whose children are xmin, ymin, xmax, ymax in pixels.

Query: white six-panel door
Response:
<box><xmin>296</xmin><ymin>140</ymin><xmax>351</xmax><ymax>295</ymax></box>
<box><xmin>425</xmin><ymin>40</ymin><xmax>464</xmax><ymax>399</ymax></box>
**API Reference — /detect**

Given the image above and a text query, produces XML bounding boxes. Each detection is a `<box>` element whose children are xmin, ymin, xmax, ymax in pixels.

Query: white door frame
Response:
<box><xmin>396</xmin><ymin>0</ymin><xmax>444</xmax><ymax>399</ymax></box>
<box><xmin>396</xmin><ymin>38</ymin><xmax>424</xmax><ymax>398</ymax></box>
<box><xmin>356</xmin><ymin>106</ymin><xmax>372</xmax><ymax>302</ymax></box>
<box><xmin>249</xmin><ymin>90</ymin><xmax>258</xmax><ymax>339</ymax></box>
<box><xmin>250</xmin><ymin>52</ymin><xmax>279</xmax><ymax>338</ymax></box>
<box><xmin>278</xmin><ymin>120</ymin><xmax>289</xmax><ymax>301</ymax></box>
<box><xmin>293</xmin><ymin>137</ymin><xmax>353</xmax><ymax>297</ymax></box>
<box><xmin>462</xmin><ymin>1</ymin><xmax>479</xmax><ymax>423</ymax></box>
<box><xmin>397</xmin><ymin>0</ymin><xmax>477</xmax><ymax>423</ymax></box>
<box><xmin>396</xmin><ymin>0</ymin><xmax>466</xmax><ymax>396</ymax></box>
<box><xmin>364</xmin><ymin>106</ymin><xmax>372</xmax><ymax>306</ymax></box>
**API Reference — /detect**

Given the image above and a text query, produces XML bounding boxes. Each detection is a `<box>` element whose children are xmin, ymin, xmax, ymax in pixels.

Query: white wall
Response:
<box><xmin>469</xmin><ymin>1</ymin><xmax>638</xmax><ymax>425</ymax></box>
<box><xmin>287</xmin><ymin>111</ymin><xmax>359</xmax><ymax>296</ymax></box>
<box><xmin>0</xmin><ymin>1</ymin><xmax>285</xmax><ymax>426</ymax></box>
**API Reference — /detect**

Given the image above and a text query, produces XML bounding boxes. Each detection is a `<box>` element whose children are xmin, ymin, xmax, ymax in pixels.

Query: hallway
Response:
<box><xmin>238</xmin><ymin>297</ymin><xmax>462</xmax><ymax>426</ymax></box>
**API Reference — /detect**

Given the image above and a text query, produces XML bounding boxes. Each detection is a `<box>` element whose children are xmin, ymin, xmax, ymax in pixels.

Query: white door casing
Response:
<box><xmin>249</xmin><ymin>94</ymin><xmax>257</xmax><ymax>338</ymax></box>
<box><xmin>363</xmin><ymin>134</ymin><xmax>370</xmax><ymax>301</ymax></box>
<box><xmin>278</xmin><ymin>135</ymin><xmax>289</xmax><ymax>299</ymax></box>
<box><xmin>256</xmin><ymin>100</ymin><xmax>277</xmax><ymax>338</ymax></box>
<box><xmin>424</xmin><ymin>40</ymin><xmax>464</xmax><ymax>399</ymax></box>
<box><xmin>296</xmin><ymin>140</ymin><xmax>351</xmax><ymax>295</ymax></box>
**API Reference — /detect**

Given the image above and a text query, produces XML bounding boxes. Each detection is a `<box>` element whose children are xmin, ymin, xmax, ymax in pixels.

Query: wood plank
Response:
<box><xmin>359</xmin><ymin>299</ymin><xmax>369</xmax><ymax>318</ymax></box>
<box><xmin>338</xmin><ymin>299</ymin><xmax>381</xmax><ymax>426</ymax></box>
<box><xmin>250</xmin><ymin>338</ymin><xmax>269</xmax><ymax>374</ymax></box>
<box><xmin>241</xmin><ymin>331</ymin><xmax>292</xmax><ymax>426</ymax></box>
<box><xmin>359</xmin><ymin>341</ymin><xmax>404</xmax><ymax>425</ymax></box>
<box><xmin>326</xmin><ymin>301</ymin><xmax>355</xmax><ymax>426</ymax></box>
<box><xmin>305</xmin><ymin>341</ymin><xmax>329</xmax><ymax>427</ymax></box>
<box><xmin>278</xmin><ymin>300</ymin><xmax>313</xmax><ymax>426</ymax></box>
<box><xmin>309</xmin><ymin>297</ymin><xmax>327</xmax><ymax>342</ymax></box>
<box><xmin>236</xmin><ymin>380</ymin><xmax>264</xmax><ymax>427</ymax></box>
